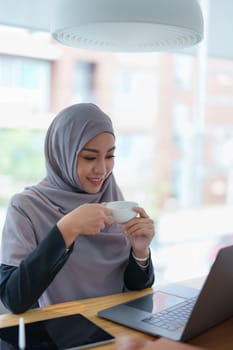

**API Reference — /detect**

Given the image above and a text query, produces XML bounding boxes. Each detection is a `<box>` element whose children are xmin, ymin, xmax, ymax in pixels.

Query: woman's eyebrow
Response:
<box><xmin>82</xmin><ymin>146</ymin><xmax>115</xmax><ymax>153</ymax></box>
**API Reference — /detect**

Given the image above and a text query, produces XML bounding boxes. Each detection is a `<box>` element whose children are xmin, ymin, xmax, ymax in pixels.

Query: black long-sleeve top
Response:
<box><xmin>0</xmin><ymin>225</ymin><xmax>154</xmax><ymax>314</ymax></box>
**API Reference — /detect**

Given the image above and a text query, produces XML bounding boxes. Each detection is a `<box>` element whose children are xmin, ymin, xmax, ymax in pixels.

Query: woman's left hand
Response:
<box><xmin>121</xmin><ymin>206</ymin><xmax>155</xmax><ymax>258</ymax></box>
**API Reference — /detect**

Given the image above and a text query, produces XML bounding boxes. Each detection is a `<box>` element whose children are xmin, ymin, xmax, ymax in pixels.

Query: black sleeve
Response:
<box><xmin>0</xmin><ymin>225</ymin><xmax>74</xmax><ymax>314</ymax></box>
<box><xmin>124</xmin><ymin>249</ymin><xmax>155</xmax><ymax>290</ymax></box>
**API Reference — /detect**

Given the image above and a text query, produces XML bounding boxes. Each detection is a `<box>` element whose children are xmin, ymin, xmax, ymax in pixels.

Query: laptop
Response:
<box><xmin>98</xmin><ymin>244</ymin><xmax>233</xmax><ymax>341</ymax></box>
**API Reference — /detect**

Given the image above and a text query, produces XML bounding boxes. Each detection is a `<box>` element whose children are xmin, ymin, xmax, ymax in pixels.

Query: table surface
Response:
<box><xmin>0</xmin><ymin>277</ymin><xmax>232</xmax><ymax>350</ymax></box>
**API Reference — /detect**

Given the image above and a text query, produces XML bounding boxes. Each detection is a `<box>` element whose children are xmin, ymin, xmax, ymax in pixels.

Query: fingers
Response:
<box><xmin>133</xmin><ymin>206</ymin><xmax>149</xmax><ymax>219</ymax></box>
<box><xmin>122</xmin><ymin>216</ymin><xmax>154</xmax><ymax>232</ymax></box>
<box><xmin>69</xmin><ymin>203</ymin><xmax>113</xmax><ymax>235</ymax></box>
<box><xmin>102</xmin><ymin>206</ymin><xmax>114</xmax><ymax>226</ymax></box>
<box><xmin>104</xmin><ymin>214</ymin><xmax>114</xmax><ymax>226</ymax></box>
<box><xmin>125</xmin><ymin>223</ymin><xmax>154</xmax><ymax>239</ymax></box>
<box><xmin>93</xmin><ymin>205</ymin><xmax>113</xmax><ymax>230</ymax></box>
<box><xmin>120</xmin><ymin>215</ymin><xmax>155</xmax><ymax>249</ymax></box>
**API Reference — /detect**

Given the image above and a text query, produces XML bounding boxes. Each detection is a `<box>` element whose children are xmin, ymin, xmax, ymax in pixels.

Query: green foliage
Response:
<box><xmin>0</xmin><ymin>128</ymin><xmax>46</xmax><ymax>180</ymax></box>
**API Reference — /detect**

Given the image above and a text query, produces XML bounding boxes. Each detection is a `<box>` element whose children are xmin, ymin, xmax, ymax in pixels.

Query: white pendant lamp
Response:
<box><xmin>51</xmin><ymin>0</ymin><xmax>204</xmax><ymax>52</ymax></box>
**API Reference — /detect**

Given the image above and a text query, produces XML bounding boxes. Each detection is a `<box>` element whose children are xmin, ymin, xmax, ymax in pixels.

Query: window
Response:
<box><xmin>173</xmin><ymin>54</ymin><xmax>193</xmax><ymax>90</ymax></box>
<box><xmin>72</xmin><ymin>61</ymin><xmax>96</xmax><ymax>103</ymax></box>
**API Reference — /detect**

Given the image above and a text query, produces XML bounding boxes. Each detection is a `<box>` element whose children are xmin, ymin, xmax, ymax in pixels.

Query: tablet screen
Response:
<box><xmin>0</xmin><ymin>313</ymin><xmax>115</xmax><ymax>349</ymax></box>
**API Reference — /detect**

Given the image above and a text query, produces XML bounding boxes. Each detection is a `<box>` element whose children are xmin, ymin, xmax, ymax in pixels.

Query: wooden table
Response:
<box><xmin>0</xmin><ymin>278</ymin><xmax>232</xmax><ymax>350</ymax></box>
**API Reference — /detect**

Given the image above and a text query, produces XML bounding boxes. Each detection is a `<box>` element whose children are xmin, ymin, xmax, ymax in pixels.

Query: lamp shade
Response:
<box><xmin>51</xmin><ymin>0</ymin><xmax>204</xmax><ymax>52</ymax></box>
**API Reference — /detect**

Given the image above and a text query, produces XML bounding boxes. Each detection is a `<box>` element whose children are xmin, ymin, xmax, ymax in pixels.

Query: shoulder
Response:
<box><xmin>10</xmin><ymin>189</ymin><xmax>34</xmax><ymax>206</ymax></box>
<box><xmin>9</xmin><ymin>188</ymin><xmax>42</xmax><ymax>214</ymax></box>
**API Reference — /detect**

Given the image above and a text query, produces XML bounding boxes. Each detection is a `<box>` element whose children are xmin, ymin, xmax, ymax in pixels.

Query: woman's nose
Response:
<box><xmin>94</xmin><ymin>159</ymin><xmax>107</xmax><ymax>174</ymax></box>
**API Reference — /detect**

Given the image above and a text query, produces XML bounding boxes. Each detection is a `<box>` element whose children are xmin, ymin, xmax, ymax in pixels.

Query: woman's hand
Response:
<box><xmin>120</xmin><ymin>206</ymin><xmax>155</xmax><ymax>260</ymax></box>
<box><xmin>57</xmin><ymin>203</ymin><xmax>113</xmax><ymax>247</ymax></box>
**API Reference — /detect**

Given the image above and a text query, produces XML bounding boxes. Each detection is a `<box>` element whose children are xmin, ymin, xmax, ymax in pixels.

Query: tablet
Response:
<box><xmin>0</xmin><ymin>313</ymin><xmax>115</xmax><ymax>349</ymax></box>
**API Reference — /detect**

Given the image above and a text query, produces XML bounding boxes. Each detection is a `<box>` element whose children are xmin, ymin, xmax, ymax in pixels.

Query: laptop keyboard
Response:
<box><xmin>142</xmin><ymin>296</ymin><xmax>197</xmax><ymax>331</ymax></box>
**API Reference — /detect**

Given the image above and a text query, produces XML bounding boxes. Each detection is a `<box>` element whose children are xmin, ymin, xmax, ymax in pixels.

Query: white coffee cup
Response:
<box><xmin>106</xmin><ymin>201</ymin><xmax>138</xmax><ymax>223</ymax></box>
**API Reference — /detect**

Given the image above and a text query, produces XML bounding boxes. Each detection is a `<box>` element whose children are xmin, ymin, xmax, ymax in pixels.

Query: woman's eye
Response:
<box><xmin>83</xmin><ymin>157</ymin><xmax>96</xmax><ymax>161</ymax></box>
<box><xmin>82</xmin><ymin>154</ymin><xmax>115</xmax><ymax>161</ymax></box>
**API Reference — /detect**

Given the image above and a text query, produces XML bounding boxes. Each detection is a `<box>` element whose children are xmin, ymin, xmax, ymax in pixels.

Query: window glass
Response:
<box><xmin>1</xmin><ymin>24</ymin><xmax>233</xmax><ymax>285</ymax></box>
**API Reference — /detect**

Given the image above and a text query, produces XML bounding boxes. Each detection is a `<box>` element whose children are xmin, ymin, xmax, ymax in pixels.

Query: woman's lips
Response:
<box><xmin>88</xmin><ymin>178</ymin><xmax>104</xmax><ymax>186</ymax></box>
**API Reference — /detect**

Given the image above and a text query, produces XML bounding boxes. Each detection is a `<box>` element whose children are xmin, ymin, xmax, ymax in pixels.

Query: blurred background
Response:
<box><xmin>1</xmin><ymin>0</ymin><xmax>233</xmax><ymax>285</ymax></box>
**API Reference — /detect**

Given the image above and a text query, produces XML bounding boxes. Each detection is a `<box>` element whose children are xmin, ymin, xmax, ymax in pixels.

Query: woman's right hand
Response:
<box><xmin>57</xmin><ymin>203</ymin><xmax>113</xmax><ymax>248</ymax></box>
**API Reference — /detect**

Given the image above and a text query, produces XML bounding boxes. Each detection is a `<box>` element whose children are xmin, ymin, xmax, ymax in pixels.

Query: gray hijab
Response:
<box><xmin>32</xmin><ymin>102</ymin><xmax>124</xmax><ymax>213</ymax></box>
<box><xmin>1</xmin><ymin>103</ymin><xmax>130</xmax><ymax>306</ymax></box>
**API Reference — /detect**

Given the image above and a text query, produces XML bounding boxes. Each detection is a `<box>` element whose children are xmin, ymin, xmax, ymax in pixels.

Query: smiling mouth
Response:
<box><xmin>88</xmin><ymin>178</ymin><xmax>104</xmax><ymax>186</ymax></box>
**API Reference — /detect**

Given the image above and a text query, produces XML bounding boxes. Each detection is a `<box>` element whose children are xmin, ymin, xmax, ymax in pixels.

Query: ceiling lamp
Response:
<box><xmin>51</xmin><ymin>0</ymin><xmax>204</xmax><ymax>52</ymax></box>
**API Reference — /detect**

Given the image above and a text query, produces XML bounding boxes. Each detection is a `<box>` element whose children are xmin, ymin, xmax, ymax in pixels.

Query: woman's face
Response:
<box><xmin>77</xmin><ymin>132</ymin><xmax>115</xmax><ymax>193</ymax></box>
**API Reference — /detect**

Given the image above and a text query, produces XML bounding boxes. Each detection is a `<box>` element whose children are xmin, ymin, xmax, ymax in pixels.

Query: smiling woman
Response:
<box><xmin>0</xmin><ymin>102</ymin><xmax>155</xmax><ymax>314</ymax></box>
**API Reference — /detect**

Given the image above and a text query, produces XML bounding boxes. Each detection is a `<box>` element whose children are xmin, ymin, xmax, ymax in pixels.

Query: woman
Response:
<box><xmin>0</xmin><ymin>103</ymin><xmax>155</xmax><ymax>314</ymax></box>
